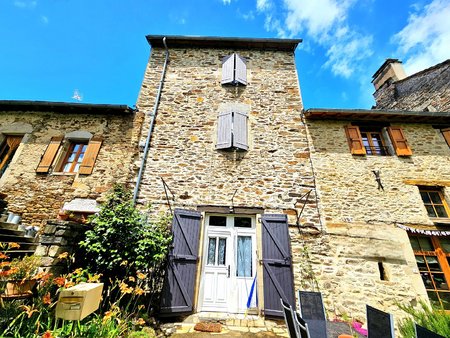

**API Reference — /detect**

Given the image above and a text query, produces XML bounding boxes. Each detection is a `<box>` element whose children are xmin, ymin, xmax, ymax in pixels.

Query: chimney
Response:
<box><xmin>371</xmin><ymin>59</ymin><xmax>407</xmax><ymax>90</ymax></box>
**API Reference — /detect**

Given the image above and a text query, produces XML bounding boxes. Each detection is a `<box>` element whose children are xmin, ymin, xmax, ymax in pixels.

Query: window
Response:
<box><xmin>59</xmin><ymin>142</ymin><xmax>88</xmax><ymax>173</ymax></box>
<box><xmin>409</xmin><ymin>235</ymin><xmax>450</xmax><ymax>310</ymax></box>
<box><xmin>0</xmin><ymin>135</ymin><xmax>23</xmax><ymax>177</ymax></box>
<box><xmin>36</xmin><ymin>134</ymin><xmax>103</xmax><ymax>175</ymax></box>
<box><xmin>419</xmin><ymin>187</ymin><xmax>450</xmax><ymax>218</ymax></box>
<box><xmin>221</xmin><ymin>53</ymin><xmax>247</xmax><ymax>86</ymax></box>
<box><xmin>344</xmin><ymin>125</ymin><xmax>412</xmax><ymax>156</ymax></box>
<box><xmin>216</xmin><ymin>110</ymin><xmax>248</xmax><ymax>151</ymax></box>
<box><xmin>441</xmin><ymin>128</ymin><xmax>450</xmax><ymax>147</ymax></box>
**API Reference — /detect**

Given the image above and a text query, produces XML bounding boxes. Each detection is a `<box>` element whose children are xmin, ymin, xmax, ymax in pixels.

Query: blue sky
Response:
<box><xmin>1</xmin><ymin>0</ymin><xmax>449</xmax><ymax>109</ymax></box>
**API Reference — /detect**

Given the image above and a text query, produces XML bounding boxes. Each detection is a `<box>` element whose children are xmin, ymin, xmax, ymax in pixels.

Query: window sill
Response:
<box><xmin>50</xmin><ymin>172</ymin><xmax>77</xmax><ymax>176</ymax></box>
<box><xmin>431</xmin><ymin>218</ymin><xmax>450</xmax><ymax>226</ymax></box>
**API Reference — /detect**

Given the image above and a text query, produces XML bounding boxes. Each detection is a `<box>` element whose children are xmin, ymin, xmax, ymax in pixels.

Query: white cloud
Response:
<box><xmin>222</xmin><ymin>0</ymin><xmax>231</xmax><ymax>4</ymax></box>
<box><xmin>257</xmin><ymin>0</ymin><xmax>373</xmax><ymax>78</ymax></box>
<box><xmin>72</xmin><ymin>89</ymin><xmax>83</xmax><ymax>102</ymax></box>
<box><xmin>392</xmin><ymin>0</ymin><xmax>450</xmax><ymax>74</ymax></box>
<box><xmin>238</xmin><ymin>9</ymin><xmax>255</xmax><ymax>21</ymax></box>
<box><xmin>13</xmin><ymin>0</ymin><xmax>37</xmax><ymax>9</ymax></box>
<box><xmin>41</xmin><ymin>15</ymin><xmax>48</xmax><ymax>24</ymax></box>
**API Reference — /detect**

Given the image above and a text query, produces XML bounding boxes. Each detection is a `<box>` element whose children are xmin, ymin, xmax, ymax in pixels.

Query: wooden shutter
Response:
<box><xmin>78</xmin><ymin>136</ymin><xmax>103</xmax><ymax>175</ymax></box>
<box><xmin>441</xmin><ymin>128</ymin><xmax>450</xmax><ymax>147</ymax></box>
<box><xmin>160</xmin><ymin>209</ymin><xmax>202</xmax><ymax>316</ymax></box>
<box><xmin>235</xmin><ymin>54</ymin><xmax>247</xmax><ymax>86</ymax></box>
<box><xmin>216</xmin><ymin>111</ymin><xmax>232</xmax><ymax>149</ymax></box>
<box><xmin>261</xmin><ymin>214</ymin><xmax>295</xmax><ymax>318</ymax></box>
<box><xmin>221</xmin><ymin>54</ymin><xmax>235</xmax><ymax>85</ymax></box>
<box><xmin>36</xmin><ymin>136</ymin><xmax>63</xmax><ymax>173</ymax></box>
<box><xmin>344</xmin><ymin>125</ymin><xmax>366</xmax><ymax>155</ymax></box>
<box><xmin>233</xmin><ymin>111</ymin><xmax>248</xmax><ymax>151</ymax></box>
<box><xmin>387</xmin><ymin>126</ymin><xmax>412</xmax><ymax>156</ymax></box>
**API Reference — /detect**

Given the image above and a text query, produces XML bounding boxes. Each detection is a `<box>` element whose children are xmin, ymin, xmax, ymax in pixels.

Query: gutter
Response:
<box><xmin>133</xmin><ymin>37</ymin><xmax>169</xmax><ymax>204</ymax></box>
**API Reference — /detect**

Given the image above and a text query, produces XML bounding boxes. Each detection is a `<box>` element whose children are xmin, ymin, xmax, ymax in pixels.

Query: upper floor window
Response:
<box><xmin>36</xmin><ymin>132</ymin><xmax>102</xmax><ymax>175</ymax></box>
<box><xmin>344</xmin><ymin>124</ymin><xmax>412</xmax><ymax>156</ymax></box>
<box><xmin>419</xmin><ymin>187</ymin><xmax>450</xmax><ymax>219</ymax></box>
<box><xmin>216</xmin><ymin>110</ymin><xmax>248</xmax><ymax>151</ymax></box>
<box><xmin>0</xmin><ymin>135</ymin><xmax>23</xmax><ymax>177</ymax></box>
<box><xmin>221</xmin><ymin>53</ymin><xmax>247</xmax><ymax>86</ymax></box>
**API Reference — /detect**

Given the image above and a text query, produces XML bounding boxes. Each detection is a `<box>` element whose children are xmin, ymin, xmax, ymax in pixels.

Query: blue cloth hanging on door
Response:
<box><xmin>246</xmin><ymin>273</ymin><xmax>258</xmax><ymax>308</ymax></box>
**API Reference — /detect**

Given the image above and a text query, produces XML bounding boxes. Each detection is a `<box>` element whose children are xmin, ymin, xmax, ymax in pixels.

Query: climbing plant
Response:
<box><xmin>80</xmin><ymin>185</ymin><xmax>172</xmax><ymax>281</ymax></box>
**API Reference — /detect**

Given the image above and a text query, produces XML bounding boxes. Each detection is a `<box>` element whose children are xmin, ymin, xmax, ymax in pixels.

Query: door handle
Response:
<box><xmin>227</xmin><ymin>265</ymin><xmax>230</xmax><ymax>278</ymax></box>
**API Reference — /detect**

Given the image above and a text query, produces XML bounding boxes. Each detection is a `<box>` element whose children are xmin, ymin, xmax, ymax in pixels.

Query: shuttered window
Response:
<box><xmin>221</xmin><ymin>53</ymin><xmax>247</xmax><ymax>86</ymax></box>
<box><xmin>216</xmin><ymin>110</ymin><xmax>248</xmax><ymax>151</ymax></box>
<box><xmin>387</xmin><ymin>126</ymin><xmax>412</xmax><ymax>156</ymax></box>
<box><xmin>0</xmin><ymin>135</ymin><xmax>24</xmax><ymax>177</ymax></box>
<box><xmin>78</xmin><ymin>136</ymin><xmax>103</xmax><ymax>175</ymax></box>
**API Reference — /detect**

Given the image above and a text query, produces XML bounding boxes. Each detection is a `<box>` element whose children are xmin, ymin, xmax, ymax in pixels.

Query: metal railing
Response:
<box><xmin>364</xmin><ymin>145</ymin><xmax>390</xmax><ymax>156</ymax></box>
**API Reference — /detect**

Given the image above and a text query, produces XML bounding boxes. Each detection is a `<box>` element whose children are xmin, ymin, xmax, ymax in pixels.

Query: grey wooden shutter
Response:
<box><xmin>261</xmin><ymin>214</ymin><xmax>295</xmax><ymax>318</ymax></box>
<box><xmin>221</xmin><ymin>54</ymin><xmax>235</xmax><ymax>84</ymax></box>
<box><xmin>216</xmin><ymin>111</ymin><xmax>232</xmax><ymax>149</ymax></box>
<box><xmin>235</xmin><ymin>54</ymin><xmax>247</xmax><ymax>85</ymax></box>
<box><xmin>233</xmin><ymin>111</ymin><xmax>248</xmax><ymax>150</ymax></box>
<box><xmin>160</xmin><ymin>209</ymin><xmax>202</xmax><ymax>316</ymax></box>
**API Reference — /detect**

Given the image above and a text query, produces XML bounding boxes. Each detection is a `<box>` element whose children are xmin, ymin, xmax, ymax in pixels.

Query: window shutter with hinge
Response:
<box><xmin>216</xmin><ymin>111</ymin><xmax>232</xmax><ymax>149</ymax></box>
<box><xmin>233</xmin><ymin>111</ymin><xmax>248</xmax><ymax>150</ymax></box>
<box><xmin>36</xmin><ymin>136</ymin><xmax>63</xmax><ymax>173</ymax></box>
<box><xmin>78</xmin><ymin>136</ymin><xmax>103</xmax><ymax>175</ymax></box>
<box><xmin>221</xmin><ymin>54</ymin><xmax>235</xmax><ymax>85</ymax></box>
<box><xmin>441</xmin><ymin>128</ymin><xmax>450</xmax><ymax>147</ymax></box>
<box><xmin>234</xmin><ymin>54</ymin><xmax>247</xmax><ymax>86</ymax></box>
<box><xmin>387</xmin><ymin>126</ymin><xmax>412</xmax><ymax>156</ymax></box>
<box><xmin>344</xmin><ymin>125</ymin><xmax>366</xmax><ymax>155</ymax></box>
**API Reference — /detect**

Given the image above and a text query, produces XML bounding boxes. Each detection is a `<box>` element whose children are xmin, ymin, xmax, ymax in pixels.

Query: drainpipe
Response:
<box><xmin>133</xmin><ymin>37</ymin><xmax>169</xmax><ymax>204</ymax></box>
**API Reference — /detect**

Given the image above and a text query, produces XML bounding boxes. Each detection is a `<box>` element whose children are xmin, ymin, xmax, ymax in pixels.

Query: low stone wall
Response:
<box><xmin>35</xmin><ymin>220</ymin><xmax>87</xmax><ymax>274</ymax></box>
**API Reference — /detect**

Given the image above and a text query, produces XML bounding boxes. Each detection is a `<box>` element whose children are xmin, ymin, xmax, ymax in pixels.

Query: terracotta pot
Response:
<box><xmin>4</xmin><ymin>280</ymin><xmax>36</xmax><ymax>296</ymax></box>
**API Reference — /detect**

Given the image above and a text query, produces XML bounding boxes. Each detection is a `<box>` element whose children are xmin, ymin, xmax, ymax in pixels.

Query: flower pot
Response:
<box><xmin>338</xmin><ymin>335</ymin><xmax>353</xmax><ymax>338</ymax></box>
<box><xmin>4</xmin><ymin>280</ymin><xmax>36</xmax><ymax>296</ymax></box>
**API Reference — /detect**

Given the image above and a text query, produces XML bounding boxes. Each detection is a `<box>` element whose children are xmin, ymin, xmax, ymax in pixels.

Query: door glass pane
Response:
<box><xmin>218</xmin><ymin>238</ymin><xmax>226</xmax><ymax>266</ymax></box>
<box><xmin>440</xmin><ymin>238</ymin><xmax>450</xmax><ymax>253</ymax></box>
<box><xmin>237</xmin><ymin>236</ymin><xmax>252</xmax><ymax>277</ymax></box>
<box><xmin>418</xmin><ymin>237</ymin><xmax>433</xmax><ymax>251</ymax></box>
<box><xmin>235</xmin><ymin>217</ymin><xmax>252</xmax><ymax>228</ymax></box>
<box><xmin>426</xmin><ymin>256</ymin><xmax>441</xmax><ymax>271</ymax></box>
<box><xmin>432</xmin><ymin>273</ymin><xmax>449</xmax><ymax>290</ymax></box>
<box><xmin>420</xmin><ymin>272</ymin><xmax>434</xmax><ymax>289</ymax></box>
<box><xmin>209</xmin><ymin>216</ymin><xmax>226</xmax><ymax>227</ymax></box>
<box><xmin>207</xmin><ymin>238</ymin><xmax>216</xmax><ymax>265</ymax></box>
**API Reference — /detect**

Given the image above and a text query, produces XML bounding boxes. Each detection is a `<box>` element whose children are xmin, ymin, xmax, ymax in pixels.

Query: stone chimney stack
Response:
<box><xmin>371</xmin><ymin>59</ymin><xmax>407</xmax><ymax>90</ymax></box>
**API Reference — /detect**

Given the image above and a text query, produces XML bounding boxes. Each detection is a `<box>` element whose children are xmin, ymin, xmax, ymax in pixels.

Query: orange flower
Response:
<box><xmin>136</xmin><ymin>272</ymin><xmax>146</xmax><ymax>280</ymax></box>
<box><xmin>33</xmin><ymin>271</ymin><xmax>52</xmax><ymax>283</ymax></box>
<box><xmin>53</xmin><ymin>277</ymin><xmax>66</xmax><ymax>287</ymax></box>
<box><xmin>42</xmin><ymin>292</ymin><xmax>51</xmax><ymax>305</ymax></box>
<box><xmin>42</xmin><ymin>330</ymin><xmax>54</xmax><ymax>338</ymax></box>
<box><xmin>119</xmin><ymin>281</ymin><xmax>133</xmax><ymax>294</ymax></box>
<box><xmin>8</xmin><ymin>242</ymin><xmax>20</xmax><ymax>249</ymax></box>
<box><xmin>128</xmin><ymin>276</ymin><xmax>136</xmax><ymax>282</ymax></box>
<box><xmin>88</xmin><ymin>273</ymin><xmax>102</xmax><ymax>283</ymax></box>
<box><xmin>57</xmin><ymin>252</ymin><xmax>69</xmax><ymax>260</ymax></box>
<box><xmin>135</xmin><ymin>317</ymin><xmax>146</xmax><ymax>326</ymax></box>
<box><xmin>134</xmin><ymin>287</ymin><xmax>145</xmax><ymax>296</ymax></box>
<box><xmin>102</xmin><ymin>311</ymin><xmax>114</xmax><ymax>323</ymax></box>
<box><xmin>0</xmin><ymin>252</ymin><xmax>8</xmax><ymax>260</ymax></box>
<box><xmin>20</xmin><ymin>305</ymin><xmax>38</xmax><ymax>318</ymax></box>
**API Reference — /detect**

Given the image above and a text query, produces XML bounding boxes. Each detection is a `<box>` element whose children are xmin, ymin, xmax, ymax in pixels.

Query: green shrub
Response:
<box><xmin>398</xmin><ymin>300</ymin><xmax>450</xmax><ymax>338</ymax></box>
<box><xmin>80</xmin><ymin>185</ymin><xmax>172</xmax><ymax>281</ymax></box>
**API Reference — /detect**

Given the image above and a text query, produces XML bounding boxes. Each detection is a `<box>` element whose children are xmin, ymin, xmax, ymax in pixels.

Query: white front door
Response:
<box><xmin>199</xmin><ymin>215</ymin><xmax>256</xmax><ymax>313</ymax></box>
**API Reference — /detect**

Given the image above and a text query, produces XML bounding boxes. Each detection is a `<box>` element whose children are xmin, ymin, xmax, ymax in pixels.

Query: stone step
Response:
<box><xmin>0</xmin><ymin>228</ymin><xmax>26</xmax><ymax>237</ymax></box>
<box><xmin>0</xmin><ymin>233</ymin><xmax>36</xmax><ymax>243</ymax></box>
<box><xmin>1</xmin><ymin>249</ymin><xmax>36</xmax><ymax>259</ymax></box>
<box><xmin>0</xmin><ymin>241</ymin><xmax>38</xmax><ymax>252</ymax></box>
<box><xmin>0</xmin><ymin>222</ymin><xmax>20</xmax><ymax>231</ymax></box>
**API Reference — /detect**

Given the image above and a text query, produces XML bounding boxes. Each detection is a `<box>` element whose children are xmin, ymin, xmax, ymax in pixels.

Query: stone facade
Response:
<box><xmin>373</xmin><ymin>59</ymin><xmax>450</xmax><ymax>112</ymax></box>
<box><xmin>0</xmin><ymin>103</ymin><xmax>136</xmax><ymax>228</ymax></box>
<box><xmin>304</xmin><ymin>111</ymin><xmax>450</xmax><ymax>321</ymax></box>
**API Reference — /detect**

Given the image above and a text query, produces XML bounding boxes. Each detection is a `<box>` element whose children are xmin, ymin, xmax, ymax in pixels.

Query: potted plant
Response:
<box><xmin>1</xmin><ymin>255</ymin><xmax>41</xmax><ymax>296</ymax></box>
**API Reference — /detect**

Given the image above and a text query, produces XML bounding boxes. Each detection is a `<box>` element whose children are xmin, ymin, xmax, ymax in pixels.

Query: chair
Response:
<box><xmin>366</xmin><ymin>305</ymin><xmax>394</xmax><ymax>338</ymax></box>
<box><xmin>294</xmin><ymin>309</ymin><xmax>311</xmax><ymax>338</ymax></box>
<box><xmin>297</xmin><ymin>291</ymin><xmax>328</xmax><ymax>338</ymax></box>
<box><xmin>281</xmin><ymin>298</ymin><xmax>299</xmax><ymax>338</ymax></box>
<box><xmin>415</xmin><ymin>323</ymin><xmax>445</xmax><ymax>338</ymax></box>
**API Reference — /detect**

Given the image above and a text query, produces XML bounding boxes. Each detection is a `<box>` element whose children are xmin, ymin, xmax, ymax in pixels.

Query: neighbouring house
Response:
<box><xmin>133</xmin><ymin>35</ymin><xmax>322</xmax><ymax>319</ymax></box>
<box><xmin>372</xmin><ymin>58</ymin><xmax>450</xmax><ymax>112</ymax></box>
<box><xmin>0</xmin><ymin>100</ymin><xmax>136</xmax><ymax>265</ymax></box>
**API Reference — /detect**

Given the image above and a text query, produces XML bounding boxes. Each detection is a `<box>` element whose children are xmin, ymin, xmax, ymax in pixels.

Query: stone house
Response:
<box><xmin>133</xmin><ymin>35</ymin><xmax>322</xmax><ymax>319</ymax></box>
<box><xmin>373</xmin><ymin>58</ymin><xmax>450</xmax><ymax>112</ymax></box>
<box><xmin>0</xmin><ymin>100</ymin><xmax>136</xmax><ymax>263</ymax></box>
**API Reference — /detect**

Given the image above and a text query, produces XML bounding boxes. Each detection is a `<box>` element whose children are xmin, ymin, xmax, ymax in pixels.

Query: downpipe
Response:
<box><xmin>133</xmin><ymin>37</ymin><xmax>169</xmax><ymax>204</ymax></box>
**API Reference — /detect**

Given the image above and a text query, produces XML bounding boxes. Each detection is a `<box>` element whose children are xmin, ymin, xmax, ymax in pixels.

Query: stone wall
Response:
<box><xmin>135</xmin><ymin>47</ymin><xmax>320</xmax><ymax>227</ymax></box>
<box><xmin>304</xmin><ymin>118</ymin><xmax>450</xmax><ymax>321</ymax></box>
<box><xmin>0</xmin><ymin>110</ymin><xmax>137</xmax><ymax>228</ymax></box>
<box><xmin>374</xmin><ymin>59</ymin><xmax>450</xmax><ymax>112</ymax></box>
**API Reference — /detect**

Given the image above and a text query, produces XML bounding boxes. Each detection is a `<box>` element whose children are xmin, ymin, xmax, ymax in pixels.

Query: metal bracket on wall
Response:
<box><xmin>293</xmin><ymin>189</ymin><xmax>313</xmax><ymax>230</ymax></box>
<box><xmin>160</xmin><ymin>177</ymin><xmax>175</xmax><ymax>216</ymax></box>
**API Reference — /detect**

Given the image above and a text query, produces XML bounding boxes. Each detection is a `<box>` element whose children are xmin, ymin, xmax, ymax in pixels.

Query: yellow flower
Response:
<box><xmin>136</xmin><ymin>272</ymin><xmax>146</xmax><ymax>280</ymax></box>
<box><xmin>72</xmin><ymin>268</ymin><xmax>83</xmax><ymax>275</ymax></box>
<box><xmin>119</xmin><ymin>281</ymin><xmax>133</xmax><ymax>294</ymax></box>
<box><xmin>135</xmin><ymin>318</ymin><xmax>146</xmax><ymax>326</ymax></box>
<box><xmin>21</xmin><ymin>305</ymin><xmax>38</xmax><ymax>318</ymax></box>
<box><xmin>88</xmin><ymin>273</ymin><xmax>102</xmax><ymax>282</ymax></box>
<box><xmin>102</xmin><ymin>311</ymin><xmax>114</xmax><ymax>323</ymax></box>
<box><xmin>134</xmin><ymin>287</ymin><xmax>145</xmax><ymax>296</ymax></box>
<box><xmin>57</xmin><ymin>252</ymin><xmax>69</xmax><ymax>260</ymax></box>
<box><xmin>120</xmin><ymin>260</ymin><xmax>128</xmax><ymax>266</ymax></box>
<box><xmin>128</xmin><ymin>276</ymin><xmax>136</xmax><ymax>282</ymax></box>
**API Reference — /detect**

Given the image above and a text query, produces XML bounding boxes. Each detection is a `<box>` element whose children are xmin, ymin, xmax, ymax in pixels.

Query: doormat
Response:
<box><xmin>194</xmin><ymin>322</ymin><xmax>222</xmax><ymax>333</ymax></box>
